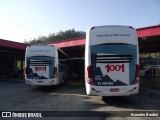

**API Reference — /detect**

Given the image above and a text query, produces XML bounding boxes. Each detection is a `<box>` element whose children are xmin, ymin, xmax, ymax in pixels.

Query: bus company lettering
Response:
<box><xmin>105</xmin><ymin>64</ymin><xmax>125</xmax><ymax>73</ymax></box>
<box><xmin>35</xmin><ymin>66</ymin><xmax>46</xmax><ymax>71</ymax></box>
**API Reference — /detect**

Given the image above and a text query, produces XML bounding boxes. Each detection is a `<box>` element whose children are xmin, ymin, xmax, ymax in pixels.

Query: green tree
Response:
<box><xmin>24</xmin><ymin>29</ymin><xmax>85</xmax><ymax>45</ymax></box>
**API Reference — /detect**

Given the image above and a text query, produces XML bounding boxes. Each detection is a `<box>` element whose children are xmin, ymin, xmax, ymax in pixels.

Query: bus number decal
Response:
<box><xmin>105</xmin><ymin>64</ymin><xmax>124</xmax><ymax>73</ymax></box>
<box><xmin>35</xmin><ymin>66</ymin><xmax>46</xmax><ymax>71</ymax></box>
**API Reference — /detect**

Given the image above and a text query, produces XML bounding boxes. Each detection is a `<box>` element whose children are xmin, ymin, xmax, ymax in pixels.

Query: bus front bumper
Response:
<box><xmin>25</xmin><ymin>79</ymin><xmax>58</xmax><ymax>86</ymax></box>
<box><xmin>86</xmin><ymin>83</ymin><xmax>139</xmax><ymax>96</ymax></box>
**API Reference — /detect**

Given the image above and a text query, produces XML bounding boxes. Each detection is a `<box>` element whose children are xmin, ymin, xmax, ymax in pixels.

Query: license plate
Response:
<box><xmin>37</xmin><ymin>81</ymin><xmax>43</xmax><ymax>83</ymax></box>
<box><xmin>110</xmin><ymin>88</ymin><xmax>119</xmax><ymax>92</ymax></box>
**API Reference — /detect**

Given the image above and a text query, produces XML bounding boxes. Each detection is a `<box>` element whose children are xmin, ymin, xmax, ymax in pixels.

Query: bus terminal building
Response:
<box><xmin>0</xmin><ymin>25</ymin><xmax>160</xmax><ymax>79</ymax></box>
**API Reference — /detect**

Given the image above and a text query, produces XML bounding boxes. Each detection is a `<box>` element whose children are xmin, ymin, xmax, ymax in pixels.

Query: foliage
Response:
<box><xmin>24</xmin><ymin>29</ymin><xmax>86</xmax><ymax>45</ymax></box>
<box><xmin>140</xmin><ymin>52</ymin><xmax>160</xmax><ymax>58</ymax></box>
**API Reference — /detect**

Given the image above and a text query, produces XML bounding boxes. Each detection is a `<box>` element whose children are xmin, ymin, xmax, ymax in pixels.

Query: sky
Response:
<box><xmin>0</xmin><ymin>0</ymin><xmax>160</xmax><ymax>43</ymax></box>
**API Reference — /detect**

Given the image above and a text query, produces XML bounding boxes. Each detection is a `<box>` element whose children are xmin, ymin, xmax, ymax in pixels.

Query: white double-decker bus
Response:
<box><xmin>85</xmin><ymin>25</ymin><xmax>139</xmax><ymax>96</ymax></box>
<box><xmin>24</xmin><ymin>45</ymin><xmax>69</xmax><ymax>86</ymax></box>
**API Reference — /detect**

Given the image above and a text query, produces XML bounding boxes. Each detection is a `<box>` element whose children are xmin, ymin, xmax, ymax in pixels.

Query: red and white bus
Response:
<box><xmin>24</xmin><ymin>45</ymin><xmax>69</xmax><ymax>86</ymax></box>
<box><xmin>85</xmin><ymin>25</ymin><xmax>139</xmax><ymax>96</ymax></box>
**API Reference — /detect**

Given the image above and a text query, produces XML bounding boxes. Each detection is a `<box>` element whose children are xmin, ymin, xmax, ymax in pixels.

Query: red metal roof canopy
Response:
<box><xmin>49</xmin><ymin>37</ymin><xmax>85</xmax><ymax>48</ymax></box>
<box><xmin>0</xmin><ymin>39</ymin><xmax>28</xmax><ymax>50</ymax></box>
<box><xmin>137</xmin><ymin>25</ymin><xmax>160</xmax><ymax>38</ymax></box>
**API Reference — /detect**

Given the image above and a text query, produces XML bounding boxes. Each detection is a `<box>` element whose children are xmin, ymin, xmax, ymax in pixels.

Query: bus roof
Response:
<box><xmin>25</xmin><ymin>45</ymin><xmax>57</xmax><ymax>57</ymax></box>
<box><xmin>86</xmin><ymin>25</ymin><xmax>138</xmax><ymax>46</ymax></box>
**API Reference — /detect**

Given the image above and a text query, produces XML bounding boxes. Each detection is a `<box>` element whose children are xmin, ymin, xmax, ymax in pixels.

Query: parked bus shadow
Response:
<box><xmin>31</xmin><ymin>80</ymin><xmax>86</xmax><ymax>94</ymax></box>
<box><xmin>101</xmin><ymin>83</ymin><xmax>160</xmax><ymax>110</ymax></box>
<box><xmin>102</xmin><ymin>96</ymin><xmax>138</xmax><ymax>107</ymax></box>
<box><xmin>31</xmin><ymin>83</ymin><xmax>66</xmax><ymax>92</ymax></box>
